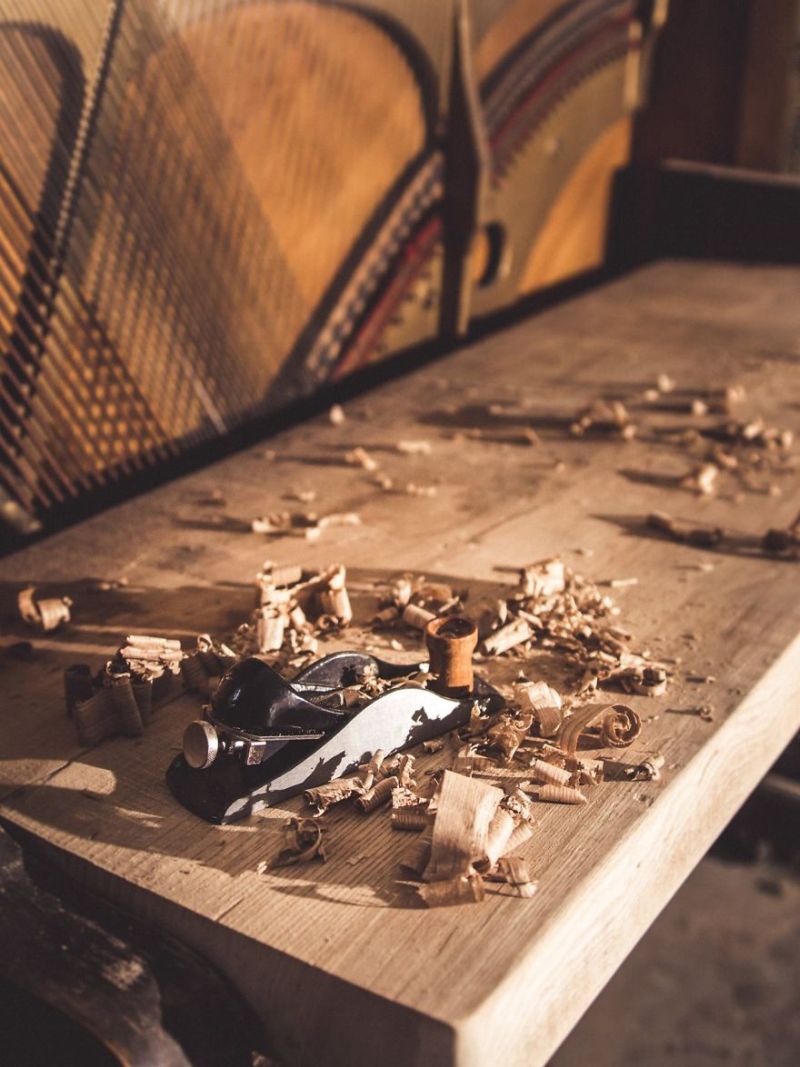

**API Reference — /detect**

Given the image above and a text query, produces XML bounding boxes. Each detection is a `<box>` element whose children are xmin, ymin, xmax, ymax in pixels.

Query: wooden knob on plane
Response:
<box><xmin>425</xmin><ymin>615</ymin><xmax>477</xmax><ymax>697</ymax></box>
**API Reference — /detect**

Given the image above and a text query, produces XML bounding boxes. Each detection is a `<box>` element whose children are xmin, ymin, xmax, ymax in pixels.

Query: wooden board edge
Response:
<box><xmin>454</xmin><ymin>629</ymin><xmax>800</xmax><ymax>1066</ymax></box>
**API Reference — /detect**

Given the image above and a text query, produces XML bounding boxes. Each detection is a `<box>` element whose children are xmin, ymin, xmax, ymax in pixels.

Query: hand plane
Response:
<box><xmin>166</xmin><ymin>619</ymin><xmax>503</xmax><ymax>823</ymax></box>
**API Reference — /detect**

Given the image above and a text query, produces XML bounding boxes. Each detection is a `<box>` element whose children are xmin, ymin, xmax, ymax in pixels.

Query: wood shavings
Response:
<box><xmin>480</xmin><ymin>806</ymin><xmax>518</xmax><ymax>870</ymax></box>
<box><xmin>181</xmin><ymin>637</ymin><xmax>236</xmax><ymax>697</ymax></box>
<box><xmin>680</xmin><ymin>703</ymin><xmax>716</xmax><ymax>722</ymax></box>
<box><xmin>599</xmin><ymin>704</ymin><xmax>642</xmax><ymax>747</ymax></box>
<box><xmin>394</xmin><ymin>753</ymin><xmax>417</xmax><ymax>788</ymax></box>
<box><xmin>328</xmin><ymin>404</ymin><xmax>346</xmax><ymax>425</ymax></box>
<box><xmin>317</xmin><ymin>512</ymin><xmax>361</xmax><ymax>530</ymax></box>
<box><xmin>359</xmin><ymin>748</ymin><xmax>386</xmax><ymax>791</ymax></box>
<box><xmin>18</xmin><ymin>586</ymin><xmax>72</xmax><ymax>632</ymax></box>
<box><xmin>611</xmin><ymin>664</ymin><xmax>668</xmax><ymax>698</ymax></box>
<box><xmin>567</xmin><ymin>757</ymin><xmax>606</xmax><ymax>786</ymax></box>
<box><xmin>399</xmin><ymin>836</ymin><xmax>432</xmax><ymax>877</ymax></box>
<box><xmin>477</xmin><ymin>558</ymin><xmax>665</xmax><ymax>699</ymax></box>
<box><xmin>267</xmin><ymin>818</ymin><xmax>326</xmax><ymax>869</ymax></box>
<box><xmin>371</xmin><ymin>472</ymin><xmax>395</xmax><ymax>491</ymax></box>
<box><xmin>570</xmin><ymin>399</ymin><xmax>636</xmax><ymax>440</ymax></box>
<box><xmin>681</xmin><ymin>462</ymin><xmax>719</xmax><ymax>496</ymax></box>
<box><xmin>285</xmin><ymin>489</ymin><xmax>317</xmax><ymax>504</ymax></box>
<box><xmin>485</xmin><ymin>712</ymin><xmax>533</xmax><ymax>761</ymax></box>
<box><xmin>519</xmin><ymin>558</ymin><xmax>566</xmax><ymax>598</ymax></box>
<box><xmin>657</xmin><ymin>373</ymin><xmax>676</xmax><ymax>394</ymax></box>
<box><xmin>396</xmin><ymin>439</ymin><xmax>432</xmax><ymax>454</ymax></box>
<box><xmin>304</xmin><ymin>777</ymin><xmax>364</xmax><ymax>816</ymax></box>
<box><xmin>482</xmin><ymin>618</ymin><xmax>532</xmax><ymax>655</ymax></box>
<box><xmin>632</xmin><ymin>754</ymin><xmax>665</xmax><ymax>781</ymax></box>
<box><xmin>355</xmin><ymin>776</ymin><xmax>398</xmax><ymax>814</ymax></box>
<box><xmin>522</xmin><ymin>783</ymin><xmax>587</xmax><ymax>805</ymax></box>
<box><xmin>451</xmin><ymin>751</ymin><xmax>502</xmax><ymax>775</ymax></box>
<box><xmin>421</xmin><ymin>771</ymin><xmax>502</xmax><ymax>899</ymax></box>
<box><xmin>648</xmin><ymin>510</ymin><xmax>800</xmax><ymax>560</ymax></box>
<box><xmin>402</xmin><ymin>603</ymin><xmax>436</xmax><ymax>630</ymax></box>
<box><xmin>527</xmin><ymin>758</ymin><xmax>572</xmax><ymax>787</ymax></box>
<box><xmin>404</xmin><ymin>483</ymin><xmax>438</xmax><ymax>497</ymax></box>
<box><xmin>252</xmin><ymin>510</ymin><xmax>359</xmax><ymax>540</ymax></box>
<box><xmin>647</xmin><ymin>511</ymin><xmax>724</xmax><ymax>548</ymax></box>
<box><xmin>242</xmin><ymin>561</ymin><xmax>355</xmax><ymax>661</ymax></box>
<box><xmin>391</xmin><ymin>809</ymin><xmax>431</xmax><ymax>831</ymax></box>
<box><xmin>603</xmin><ymin>577</ymin><xmax>639</xmax><ymax>589</ymax></box>
<box><xmin>519</xmin><ymin>681</ymin><xmax>563</xmax><ymax>737</ymax></box>
<box><xmin>256</xmin><ymin>612</ymin><xmax>286</xmax><ymax>653</ymax></box>
<box><xmin>422</xmin><ymin>738</ymin><xmax>445</xmax><ymax>754</ymax></box>
<box><xmin>119</xmin><ymin>635</ymin><xmax>183</xmax><ymax>681</ymax></box>
<box><xmin>391</xmin><ymin>783</ymin><xmax>427</xmax><ymax>810</ymax></box>
<box><xmin>486</xmin><ymin>856</ymin><xmax>537</xmax><ymax>898</ymax></box>
<box><xmin>418</xmin><ymin>874</ymin><xmax>485</xmax><ymax>907</ymax></box>
<box><xmin>558</xmin><ymin>702</ymin><xmax>641</xmax><ymax>755</ymax></box>
<box><xmin>344</xmin><ymin>446</ymin><xmax>378</xmax><ymax>472</ymax></box>
<box><xmin>70</xmin><ymin>668</ymin><xmax>149</xmax><ymax>745</ymax></box>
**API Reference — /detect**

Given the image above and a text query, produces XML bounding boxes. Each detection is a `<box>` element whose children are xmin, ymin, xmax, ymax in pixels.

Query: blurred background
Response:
<box><xmin>1</xmin><ymin>0</ymin><xmax>798</xmax><ymax>544</ymax></box>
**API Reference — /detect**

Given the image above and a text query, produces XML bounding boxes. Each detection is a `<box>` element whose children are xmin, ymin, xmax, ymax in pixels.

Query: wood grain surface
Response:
<box><xmin>1</xmin><ymin>260</ymin><xmax>799</xmax><ymax>1066</ymax></box>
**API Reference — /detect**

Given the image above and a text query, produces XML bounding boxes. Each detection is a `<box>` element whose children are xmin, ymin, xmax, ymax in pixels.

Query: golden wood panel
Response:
<box><xmin>519</xmin><ymin>113</ymin><xmax>631</xmax><ymax>292</ymax></box>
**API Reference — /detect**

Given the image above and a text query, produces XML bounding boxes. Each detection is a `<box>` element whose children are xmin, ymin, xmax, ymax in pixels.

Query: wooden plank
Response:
<box><xmin>1</xmin><ymin>260</ymin><xmax>800</xmax><ymax>1066</ymax></box>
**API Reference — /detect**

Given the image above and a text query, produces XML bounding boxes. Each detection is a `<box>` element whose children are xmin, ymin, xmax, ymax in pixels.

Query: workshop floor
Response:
<box><xmin>550</xmin><ymin>856</ymin><xmax>800</xmax><ymax>1066</ymax></box>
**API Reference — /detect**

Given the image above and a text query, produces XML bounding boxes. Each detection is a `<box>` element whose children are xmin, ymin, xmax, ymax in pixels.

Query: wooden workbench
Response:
<box><xmin>1</xmin><ymin>260</ymin><xmax>799</xmax><ymax>1066</ymax></box>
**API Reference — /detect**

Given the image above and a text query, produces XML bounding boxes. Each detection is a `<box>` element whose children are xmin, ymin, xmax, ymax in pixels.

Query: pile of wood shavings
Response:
<box><xmin>478</xmin><ymin>558</ymin><xmax>669</xmax><ymax>699</ymax></box>
<box><xmin>262</xmin><ymin>676</ymin><xmax>662</xmax><ymax>906</ymax></box>
<box><xmin>232</xmin><ymin>561</ymin><xmax>354</xmax><ymax>666</ymax></box>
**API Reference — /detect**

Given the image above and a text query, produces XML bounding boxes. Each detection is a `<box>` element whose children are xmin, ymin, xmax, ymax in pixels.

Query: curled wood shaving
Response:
<box><xmin>240</xmin><ymin>561</ymin><xmax>354</xmax><ymax>663</ymax></box>
<box><xmin>422</xmin><ymin>771</ymin><xmax>502</xmax><ymax>887</ymax></box>
<box><xmin>304</xmin><ymin>777</ymin><xmax>364</xmax><ymax>816</ymax></box>
<box><xmin>485</xmin><ymin>712</ymin><xmax>533</xmax><ymax>761</ymax></box>
<box><xmin>557</xmin><ymin>702</ymin><xmax>641</xmax><ymax>755</ymax></box>
<box><xmin>681</xmin><ymin>462</ymin><xmax>719</xmax><ymax>496</ymax></box>
<box><xmin>527</xmin><ymin>758</ymin><xmax>572</xmax><ymax>787</ymax></box>
<box><xmin>567</xmin><ymin>757</ymin><xmax>606</xmax><ymax>786</ymax></box>
<box><xmin>519</xmin><ymin>558</ymin><xmax>565</xmax><ymax>598</ymax></box>
<box><xmin>519</xmin><ymin>680</ymin><xmax>563</xmax><ymax>737</ymax></box>
<box><xmin>344</xmin><ymin>446</ymin><xmax>378</xmax><ymax>472</ymax></box>
<box><xmin>402</xmin><ymin>603</ymin><xmax>436</xmax><ymax>630</ymax></box>
<box><xmin>422</xmin><ymin>738</ymin><xmax>445</xmax><ymax>754</ymax></box>
<box><xmin>471</xmin><ymin>766</ymin><xmax>538</xmax><ymax>782</ymax></box>
<box><xmin>632</xmin><ymin>753</ymin><xmax>665</xmax><ymax>781</ymax></box>
<box><xmin>599</xmin><ymin>705</ymin><xmax>643</xmax><ymax>747</ymax></box>
<box><xmin>329</xmin><ymin>404</ymin><xmax>346</xmax><ymax>425</ymax></box>
<box><xmin>399</xmin><ymin>835</ymin><xmax>432</xmax><ymax>877</ymax></box>
<box><xmin>391</xmin><ymin>809</ymin><xmax>431</xmax><ymax>831</ymax></box>
<box><xmin>647</xmin><ymin>511</ymin><xmax>725</xmax><ymax>548</ymax></box>
<box><xmin>480</xmin><ymin>807</ymin><xmax>518</xmax><ymax>870</ymax></box>
<box><xmin>570</xmin><ymin>399</ymin><xmax>636</xmax><ymax>440</ymax></box>
<box><xmin>487</xmin><ymin>856</ymin><xmax>538</xmax><ymax>898</ymax></box>
<box><xmin>268</xmin><ymin>818</ymin><xmax>326</xmax><ymax>869</ymax></box>
<box><xmin>286</xmin><ymin>489</ymin><xmax>318</xmax><ymax>504</ymax></box>
<box><xmin>418</xmin><ymin>874</ymin><xmax>485</xmax><ymax>907</ymax></box>
<box><xmin>396</xmin><ymin>439</ymin><xmax>432</xmax><ymax>454</ymax></box>
<box><xmin>18</xmin><ymin>586</ymin><xmax>72</xmax><ymax>632</ymax></box>
<box><xmin>451</xmin><ymin>751</ymin><xmax>501</xmax><ymax>775</ymax></box>
<box><xmin>360</xmin><ymin>748</ymin><xmax>386</xmax><ymax>790</ymax></box>
<box><xmin>522</xmin><ymin>783</ymin><xmax>587</xmax><ymax>805</ymax></box>
<box><xmin>71</xmin><ymin>669</ymin><xmax>151</xmax><ymax>745</ymax></box>
<box><xmin>611</xmin><ymin>664</ymin><xmax>668</xmax><ymax>698</ymax></box>
<box><xmin>355</xmin><ymin>776</ymin><xmax>398</xmax><ymax>814</ymax></box>
<box><xmin>482</xmin><ymin>618</ymin><xmax>532</xmax><ymax>655</ymax></box>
